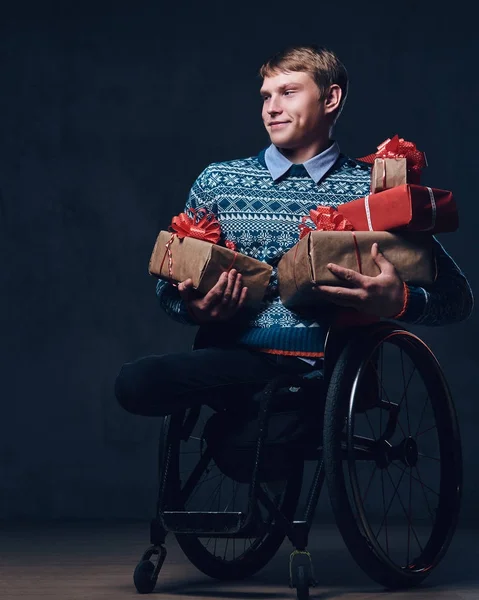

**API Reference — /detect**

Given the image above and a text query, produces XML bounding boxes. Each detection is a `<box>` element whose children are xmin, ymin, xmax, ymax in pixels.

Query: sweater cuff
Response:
<box><xmin>392</xmin><ymin>284</ymin><xmax>427</xmax><ymax>324</ymax></box>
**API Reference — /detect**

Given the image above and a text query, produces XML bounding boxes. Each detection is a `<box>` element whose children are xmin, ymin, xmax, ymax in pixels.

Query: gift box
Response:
<box><xmin>277</xmin><ymin>230</ymin><xmax>436</xmax><ymax>309</ymax></box>
<box><xmin>358</xmin><ymin>135</ymin><xmax>427</xmax><ymax>193</ymax></box>
<box><xmin>338</xmin><ymin>184</ymin><xmax>458</xmax><ymax>234</ymax></box>
<box><xmin>371</xmin><ymin>157</ymin><xmax>408</xmax><ymax>193</ymax></box>
<box><xmin>149</xmin><ymin>230</ymin><xmax>272</xmax><ymax>309</ymax></box>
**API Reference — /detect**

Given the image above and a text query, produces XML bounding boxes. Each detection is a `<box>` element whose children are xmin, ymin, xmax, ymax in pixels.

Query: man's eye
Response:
<box><xmin>284</xmin><ymin>90</ymin><xmax>294</xmax><ymax>96</ymax></box>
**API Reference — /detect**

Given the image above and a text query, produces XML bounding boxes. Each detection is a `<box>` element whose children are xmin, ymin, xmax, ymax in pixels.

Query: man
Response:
<box><xmin>115</xmin><ymin>45</ymin><xmax>473</xmax><ymax>417</ymax></box>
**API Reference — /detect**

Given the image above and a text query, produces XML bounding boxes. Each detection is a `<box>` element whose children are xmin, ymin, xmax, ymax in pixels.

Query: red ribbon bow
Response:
<box><xmin>161</xmin><ymin>208</ymin><xmax>237</xmax><ymax>283</ymax></box>
<box><xmin>169</xmin><ymin>207</ymin><xmax>222</xmax><ymax>243</ymax></box>
<box><xmin>293</xmin><ymin>207</ymin><xmax>362</xmax><ymax>291</ymax></box>
<box><xmin>299</xmin><ymin>206</ymin><xmax>354</xmax><ymax>239</ymax></box>
<box><xmin>358</xmin><ymin>134</ymin><xmax>427</xmax><ymax>179</ymax></box>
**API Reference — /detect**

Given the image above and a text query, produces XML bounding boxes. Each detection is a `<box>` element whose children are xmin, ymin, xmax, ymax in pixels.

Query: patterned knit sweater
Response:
<box><xmin>156</xmin><ymin>149</ymin><xmax>473</xmax><ymax>356</ymax></box>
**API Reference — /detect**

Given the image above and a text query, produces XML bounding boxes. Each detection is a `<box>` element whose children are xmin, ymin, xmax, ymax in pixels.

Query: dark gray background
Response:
<box><xmin>1</xmin><ymin>1</ymin><xmax>477</xmax><ymax>521</ymax></box>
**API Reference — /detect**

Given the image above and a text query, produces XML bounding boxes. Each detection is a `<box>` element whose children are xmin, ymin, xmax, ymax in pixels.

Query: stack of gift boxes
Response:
<box><xmin>277</xmin><ymin>135</ymin><xmax>458</xmax><ymax>308</ymax></box>
<box><xmin>148</xmin><ymin>135</ymin><xmax>458</xmax><ymax>311</ymax></box>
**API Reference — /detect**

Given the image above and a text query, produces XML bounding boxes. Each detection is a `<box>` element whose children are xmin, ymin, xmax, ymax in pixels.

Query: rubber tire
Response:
<box><xmin>323</xmin><ymin>324</ymin><xmax>462</xmax><ymax>590</ymax></box>
<box><xmin>296</xmin><ymin>565</ymin><xmax>310</xmax><ymax>600</ymax></box>
<box><xmin>133</xmin><ymin>560</ymin><xmax>157</xmax><ymax>594</ymax></box>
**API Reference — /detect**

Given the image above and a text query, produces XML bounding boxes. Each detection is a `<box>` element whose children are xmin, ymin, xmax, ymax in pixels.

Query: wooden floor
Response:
<box><xmin>0</xmin><ymin>521</ymin><xmax>477</xmax><ymax>599</ymax></box>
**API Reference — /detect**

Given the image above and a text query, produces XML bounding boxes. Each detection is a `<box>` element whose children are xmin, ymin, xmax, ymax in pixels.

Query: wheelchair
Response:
<box><xmin>132</xmin><ymin>320</ymin><xmax>462</xmax><ymax>599</ymax></box>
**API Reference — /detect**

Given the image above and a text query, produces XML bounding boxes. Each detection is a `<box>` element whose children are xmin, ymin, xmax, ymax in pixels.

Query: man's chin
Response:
<box><xmin>269</xmin><ymin>134</ymin><xmax>297</xmax><ymax>150</ymax></box>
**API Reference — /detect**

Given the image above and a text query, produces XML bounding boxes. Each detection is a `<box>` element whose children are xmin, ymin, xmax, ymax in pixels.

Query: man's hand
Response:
<box><xmin>313</xmin><ymin>243</ymin><xmax>405</xmax><ymax>318</ymax></box>
<box><xmin>177</xmin><ymin>269</ymin><xmax>248</xmax><ymax>324</ymax></box>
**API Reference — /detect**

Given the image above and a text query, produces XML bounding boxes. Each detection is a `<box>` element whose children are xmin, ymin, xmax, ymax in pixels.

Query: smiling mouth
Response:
<box><xmin>270</xmin><ymin>122</ymin><xmax>289</xmax><ymax>128</ymax></box>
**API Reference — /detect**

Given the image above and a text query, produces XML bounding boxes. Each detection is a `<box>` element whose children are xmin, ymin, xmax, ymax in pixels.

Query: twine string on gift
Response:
<box><xmin>376</xmin><ymin>156</ymin><xmax>404</xmax><ymax>191</ymax></box>
<box><xmin>425</xmin><ymin>187</ymin><xmax>437</xmax><ymax>231</ymax></box>
<box><xmin>159</xmin><ymin>208</ymin><xmax>240</xmax><ymax>285</ymax></box>
<box><xmin>364</xmin><ymin>195</ymin><xmax>374</xmax><ymax>231</ymax></box>
<box><xmin>159</xmin><ymin>234</ymin><xmax>178</xmax><ymax>285</ymax></box>
<box><xmin>224</xmin><ymin>251</ymin><xmax>238</xmax><ymax>273</ymax></box>
<box><xmin>350</xmin><ymin>232</ymin><xmax>363</xmax><ymax>275</ymax></box>
<box><xmin>294</xmin><ymin>207</ymin><xmax>362</xmax><ymax>292</ymax></box>
<box><xmin>293</xmin><ymin>230</ymin><xmax>363</xmax><ymax>291</ymax></box>
<box><xmin>162</xmin><ymin>207</ymin><xmax>222</xmax><ymax>283</ymax></box>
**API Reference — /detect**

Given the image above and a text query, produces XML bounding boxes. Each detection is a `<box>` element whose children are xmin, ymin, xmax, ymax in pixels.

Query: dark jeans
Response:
<box><xmin>114</xmin><ymin>347</ymin><xmax>319</xmax><ymax>417</ymax></box>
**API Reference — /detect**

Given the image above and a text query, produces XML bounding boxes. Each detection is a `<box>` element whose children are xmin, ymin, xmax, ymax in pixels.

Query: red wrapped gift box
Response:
<box><xmin>338</xmin><ymin>184</ymin><xmax>458</xmax><ymax>233</ymax></box>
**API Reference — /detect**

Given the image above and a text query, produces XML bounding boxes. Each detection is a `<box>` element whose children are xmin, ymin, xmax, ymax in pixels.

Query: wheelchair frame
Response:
<box><xmin>133</xmin><ymin>320</ymin><xmax>462</xmax><ymax>598</ymax></box>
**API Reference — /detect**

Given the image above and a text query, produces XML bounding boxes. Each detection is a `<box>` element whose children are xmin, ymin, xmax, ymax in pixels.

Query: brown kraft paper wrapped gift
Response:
<box><xmin>277</xmin><ymin>231</ymin><xmax>436</xmax><ymax>309</ymax></box>
<box><xmin>371</xmin><ymin>157</ymin><xmax>407</xmax><ymax>193</ymax></box>
<box><xmin>149</xmin><ymin>231</ymin><xmax>273</xmax><ymax>309</ymax></box>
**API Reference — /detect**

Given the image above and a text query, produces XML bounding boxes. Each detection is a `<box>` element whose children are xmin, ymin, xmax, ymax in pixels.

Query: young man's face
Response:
<box><xmin>260</xmin><ymin>71</ymin><xmax>329</xmax><ymax>149</ymax></box>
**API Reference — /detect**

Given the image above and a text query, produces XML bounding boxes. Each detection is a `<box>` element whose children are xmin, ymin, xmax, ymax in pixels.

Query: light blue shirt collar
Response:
<box><xmin>264</xmin><ymin>141</ymin><xmax>341</xmax><ymax>183</ymax></box>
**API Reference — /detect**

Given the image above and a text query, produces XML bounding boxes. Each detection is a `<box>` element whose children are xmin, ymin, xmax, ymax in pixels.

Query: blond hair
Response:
<box><xmin>259</xmin><ymin>45</ymin><xmax>349</xmax><ymax>123</ymax></box>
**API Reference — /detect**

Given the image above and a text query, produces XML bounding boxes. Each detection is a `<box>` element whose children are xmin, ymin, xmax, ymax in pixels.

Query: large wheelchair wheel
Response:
<box><xmin>323</xmin><ymin>323</ymin><xmax>462</xmax><ymax>589</ymax></box>
<box><xmin>163</xmin><ymin>405</ymin><xmax>304</xmax><ymax>581</ymax></box>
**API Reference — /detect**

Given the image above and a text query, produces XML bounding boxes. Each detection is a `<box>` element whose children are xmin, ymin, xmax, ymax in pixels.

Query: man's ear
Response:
<box><xmin>323</xmin><ymin>84</ymin><xmax>342</xmax><ymax>115</ymax></box>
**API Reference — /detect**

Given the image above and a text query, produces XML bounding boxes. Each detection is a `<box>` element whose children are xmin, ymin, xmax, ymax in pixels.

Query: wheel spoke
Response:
<box><xmin>223</xmin><ymin>536</ymin><xmax>230</xmax><ymax>561</ymax></box>
<box><xmin>375</xmin><ymin>466</ymin><xmax>406</xmax><ymax>539</ymax></box>
<box><xmin>362</xmin><ymin>464</ymin><xmax>378</xmax><ymax>505</ymax></box>
<box><xmin>414</xmin><ymin>464</ymin><xmax>436</xmax><ymax>523</ymax></box>
<box><xmin>368</xmin><ymin>360</ymin><xmax>394</xmax><ymax>406</ymax></box>
<box><xmin>363</xmin><ymin>410</ymin><xmax>377</xmax><ymax>439</ymax></box>
<box><xmin>414</xmin><ymin>393</ymin><xmax>432</xmax><ymax>438</ymax></box>
<box><xmin>381</xmin><ymin>469</ymin><xmax>389</xmax><ymax>553</ymax></box>
<box><xmin>417</xmin><ymin>425</ymin><xmax>437</xmax><ymax>437</ymax></box>
<box><xmin>418</xmin><ymin>452</ymin><xmax>440</xmax><ymax>462</ymax></box>
<box><xmin>184</xmin><ymin>473</ymin><xmax>223</xmax><ymax>508</ymax></box>
<box><xmin>181</xmin><ymin>451</ymin><xmax>214</xmax><ymax>502</ymax></box>
<box><xmin>397</xmin><ymin>366</ymin><xmax>417</xmax><ymax>412</ymax></box>
<box><xmin>367</xmin><ymin>359</ymin><xmax>407</xmax><ymax>439</ymax></box>
<box><xmin>384</xmin><ymin>468</ymin><xmax>424</xmax><ymax>556</ymax></box>
<box><xmin>199</xmin><ymin>474</ymin><xmax>226</xmax><ymax>511</ymax></box>
<box><xmin>390</xmin><ymin>462</ymin><xmax>439</xmax><ymax>497</ymax></box>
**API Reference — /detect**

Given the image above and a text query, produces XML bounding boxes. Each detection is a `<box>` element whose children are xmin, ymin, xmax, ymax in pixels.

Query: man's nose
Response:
<box><xmin>267</xmin><ymin>96</ymin><xmax>282</xmax><ymax>114</ymax></box>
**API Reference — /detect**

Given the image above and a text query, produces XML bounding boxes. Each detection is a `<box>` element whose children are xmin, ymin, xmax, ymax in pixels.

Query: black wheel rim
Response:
<box><xmin>345</xmin><ymin>331</ymin><xmax>461</xmax><ymax>577</ymax></box>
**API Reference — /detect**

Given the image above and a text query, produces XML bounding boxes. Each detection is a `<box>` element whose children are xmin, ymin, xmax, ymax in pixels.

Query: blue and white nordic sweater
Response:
<box><xmin>156</xmin><ymin>149</ymin><xmax>474</xmax><ymax>356</ymax></box>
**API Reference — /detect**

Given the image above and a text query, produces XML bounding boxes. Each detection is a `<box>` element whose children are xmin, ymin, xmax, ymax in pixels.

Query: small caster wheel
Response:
<box><xmin>133</xmin><ymin>560</ymin><xmax>157</xmax><ymax>594</ymax></box>
<box><xmin>296</xmin><ymin>565</ymin><xmax>309</xmax><ymax>599</ymax></box>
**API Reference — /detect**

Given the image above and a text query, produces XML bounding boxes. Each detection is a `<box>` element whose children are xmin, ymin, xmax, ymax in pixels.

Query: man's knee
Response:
<box><xmin>114</xmin><ymin>363</ymin><xmax>139</xmax><ymax>414</ymax></box>
<box><xmin>114</xmin><ymin>355</ymin><xmax>181</xmax><ymax>416</ymax></box>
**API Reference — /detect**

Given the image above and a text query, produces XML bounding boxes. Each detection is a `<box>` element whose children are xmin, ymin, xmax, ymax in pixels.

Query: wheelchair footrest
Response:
<box><xmin>161</xmin><ymin>511</ymin><xmax>244</xmax><ymax>534</ymax></box>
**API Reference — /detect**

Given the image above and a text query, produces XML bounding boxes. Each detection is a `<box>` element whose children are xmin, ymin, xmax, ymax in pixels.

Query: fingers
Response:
<box><xmin>371</xmin><ymin>243</ymin><xmax>394</xmax><ymax>274</ymax></box>
<box><xmin>327</xmin><ymin>262</ymin><xmax>366</xmax><ymax>287</ymax></box>
<box><xmin>201</xmin><ymin>269</ymin><xmax>248</xmax><ymax>319</ymax></box>
<box><xmin>314</xmin><ymin>284</ymin><xmax>364</xmax><ymax>307</ymax></box>
<box><xmin>201</xmin><ymin>272</ymin><xmax>229</xmax><ymax>309</ymax></box>
<box><xmin>177</xmin><ymin>278</ymin><xmax>194</xmax><ymax>301</ymax></box>
<box><xmin>221</xmin><ymin>269</ymin><xmax>239</xmax><ymax>306</ymax></box>
<box><xmin>236</xmin><ymin>284</ymin><xmax>248</xmax><ymax>310</ymax></box>
<box><xmin>227</xmin><ymin>270</ymin><xmax>244</xmax><ymax>307</ymax></box>
<box><xmin>212</xmin><ymin>269</ymin><xmax>248</xmax><ymax>319</ymax></box>
<box><xmin>178</xmin><ymin>268</ymin><xmax>248</xmax><ymax>322</ymax></box>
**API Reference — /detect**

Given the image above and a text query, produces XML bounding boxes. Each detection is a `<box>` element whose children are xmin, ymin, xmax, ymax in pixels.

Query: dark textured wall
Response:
<box><xmin>1</xmin><ymin>2</ymin><xmax>477</xmax><ymax>520</ymax></box>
